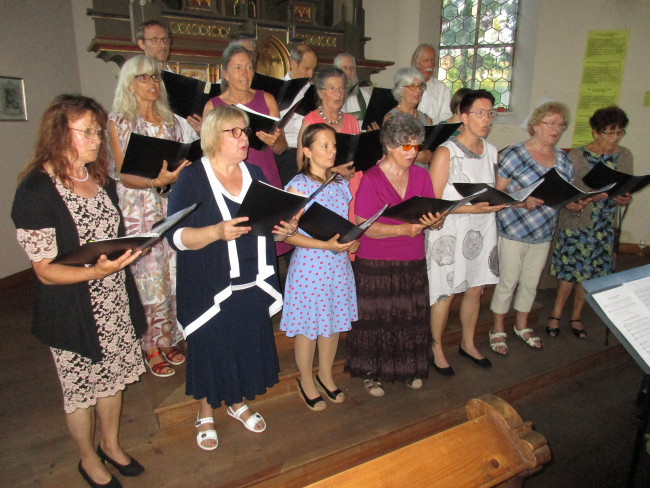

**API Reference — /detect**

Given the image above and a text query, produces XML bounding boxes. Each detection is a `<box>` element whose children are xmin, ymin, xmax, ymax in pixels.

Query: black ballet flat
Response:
<box><xmin>459</xmin><ymin>346</ymin><xmax>492</xmax><ymax>368</ymax></box>
<box><xmin>78</xmin><ymin>461</ymin><xmax>122</xmax><ymax>488</ymax></box>
<box><xmin>97</xmin><ymin>444</ymin><xmax>144</xmax><ymax>477</ymax></box>
<box><xmin>296</xmin><ymin>378</ymin><xmax>326</xmax><ymax>411</ymax></box>
<box><xmin>432</xmin><ymin>352</ymin><xmax>455</xmax><ymax>376</ymax></box>
<box><xmin>315</xmin><ymin>375</ymin><xmax>345</xmax><ymax>403</ymax></box>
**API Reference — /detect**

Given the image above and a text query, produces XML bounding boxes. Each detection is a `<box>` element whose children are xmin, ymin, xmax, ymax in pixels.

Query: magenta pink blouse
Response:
<box><xmin>355</xmin><ymin>164</ymin><xmax>434</xmax><ymax>261</ymax></box>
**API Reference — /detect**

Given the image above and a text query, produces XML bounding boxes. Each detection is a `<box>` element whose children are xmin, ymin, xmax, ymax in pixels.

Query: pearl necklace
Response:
<box><xmin>318</xmin><ymin>107</ymin><xmax>343</xmax><ymax>125</ymax></box>
<box><xmin>70</xmin><ymin>166</ymin><xmax>89</xmax><ymax>182</ymax></box>
<box><xmin>397</xmin><ymin>104</ymin><xmax>416</xmax><ymax>116</ymax></box>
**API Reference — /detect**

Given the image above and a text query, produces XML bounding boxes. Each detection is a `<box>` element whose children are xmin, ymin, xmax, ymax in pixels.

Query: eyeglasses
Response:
<box><xmin>70</xmin><ymin>127</ymin><xmax>106</xmax><ymax>139</ymax></box>
<box><xmin>403</xmin><ymin>83</ymin><xmax>426</xmax><ymax>91</ymax></box>
<box><xmin>599</xmin><ymin>129</ymin><xmax>626</xmax><ymax>137</ymax></box>
<box><xmin>540</xmin><ymin>121</ymin><xmax>567</xmax><ymax>130</ymax></box>
<box><xmin>401</xmin><ymin>144</ymin><xmax>420</xmax><ymax>151</ymax></box>
<box><xmin>143</xmin><ymin>37</ymin><xmax>170</xmax><ymax>45</ymax></box>
<box><xmin>223</xmin><ymin>127</ymin><xmax>252</xmax><ymax>138</ymax></box>
<box><xmin>320</xmin><ymin>86</ymin><xmax>346</xmax><ymax>94</ymax></box>
<box><xmin>134</xmin><ymin>73</ymin><xmax>161</xmax><ymax>83</ymax></box>
<box><xmin>468</xmin><ymin>109</ymin><xmax>498</xmax><ymax>119</ymax></box>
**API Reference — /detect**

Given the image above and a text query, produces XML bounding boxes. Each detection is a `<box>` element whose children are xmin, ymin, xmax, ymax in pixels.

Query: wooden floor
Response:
<box><xmin>2</xmin><ymin>255</ymin><xmax>650</xmax><ymax>487</ymax></box>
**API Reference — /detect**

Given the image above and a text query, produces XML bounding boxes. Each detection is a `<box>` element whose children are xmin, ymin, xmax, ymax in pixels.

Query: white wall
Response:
<box><xmin>0</xmin><ymin>0</ymin><xmax>82</xmax><ymax>278</ymax></box>
<box><xmin>1</xmin><ymin>0</ymin><xmax>648</xmax><ymax>278</ymax></box>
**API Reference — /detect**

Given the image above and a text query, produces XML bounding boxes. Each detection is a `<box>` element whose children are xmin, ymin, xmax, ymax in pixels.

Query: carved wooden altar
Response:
<box><xmin>87</xmin><ymin>0</ymin><xmax>391</xmax><ymax>83</ymax></box>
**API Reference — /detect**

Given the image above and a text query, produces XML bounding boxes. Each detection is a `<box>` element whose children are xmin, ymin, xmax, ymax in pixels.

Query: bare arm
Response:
<box><xmin>108</xmin><ymin>120</ymin><xmax>190</xmax><ymax>190</ymax></box>
<box><xmin>31</xmin><ymin>250</ymin><xmax>142</xmax><ymax>285</ymax></box>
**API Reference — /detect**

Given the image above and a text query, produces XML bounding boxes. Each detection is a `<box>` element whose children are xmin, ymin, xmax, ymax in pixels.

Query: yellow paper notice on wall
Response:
<box><xmin>572</xmin><ymin>30</ymin><xmax>629</xmax><ymax>147</ymax></box>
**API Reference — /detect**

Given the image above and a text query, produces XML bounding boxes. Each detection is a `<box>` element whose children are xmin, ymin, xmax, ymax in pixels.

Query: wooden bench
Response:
<box><xmin>305</xmin><ymin>394</ymin><xmax>551</xmax><ymax>488</ymax></box>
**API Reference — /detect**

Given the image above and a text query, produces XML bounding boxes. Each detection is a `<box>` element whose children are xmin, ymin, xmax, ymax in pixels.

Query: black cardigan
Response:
<box><xmin>11</xmin><ymin>170</ymin><xmax>146</xmax><ymax>363</ymax></box>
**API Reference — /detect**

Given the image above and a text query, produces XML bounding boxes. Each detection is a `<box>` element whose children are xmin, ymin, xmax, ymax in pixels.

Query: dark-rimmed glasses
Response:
<box><xmin>70</xmin><ymin>127</ymin><xmax>106</xmax><ymax>139</ymax></box>
<box><xmin>134</xmin><ymin>73</ymin><xmax>161</xmax><ymax>83</ymax></box>
<box><xmin>223</xmin><ymin>127</ymin><xmax>252</xmax><ymax>138</ymax></box>
<box><xmin>143</xmin><ymin>37</ymin><xmax>170</xmax><ymax>45</ymax></box>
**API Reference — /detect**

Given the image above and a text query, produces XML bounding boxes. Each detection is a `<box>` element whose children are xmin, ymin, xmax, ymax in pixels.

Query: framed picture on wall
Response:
<box><xmin>0</xmin><ymin>76</ymin><xmax>27</xmax><ymax>121</ymax></box>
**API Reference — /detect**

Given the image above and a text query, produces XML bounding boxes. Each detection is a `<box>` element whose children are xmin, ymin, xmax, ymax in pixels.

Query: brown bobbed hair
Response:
<box><xmin>19</xmin><ymin>94</ymin><xmax>110</xmax><ymax>188</ymax></box>
<box><xmin>589</xmin><ymin>105</ymin><xmax>629</xmax><ymax>132</ymax></box>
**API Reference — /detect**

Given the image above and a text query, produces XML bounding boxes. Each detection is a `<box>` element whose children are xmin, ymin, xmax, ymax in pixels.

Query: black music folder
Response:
<box><xmin>334</xmin><ymin>130</ymin><xmax>383</xmax><ymax>172</ymax></box>
<box><xmin>298</xmin><ymin>203</ymin><xmax>388</xmax><ymax>244</ymax></box>
<box><xmin>422</xmin><ymin>123</ymin><xmax>462</xmax><ymax>151</ymax></box>
<box><xmin>250</xmin><ymin>72</ymin><xmax>311</xmax><ymax>111</ymax></box>
<box><xmin>454</xmin><ymin>178</ymin><xmax>545</xmax><ymax>207</ymax></box>
<box><xmin>529</xmin><ymin>168</ymin><xmax>614</xmax><ymax>209</ymax></box>
<box><xmin>361</xmin><ymin>87</ymin><xmax>397</xmax><ymax>130</ymax></box>
<box><xmin>161</xmin><ymin>70</ymin><xmax>221</xmax><ymax>119</ymax></box>
<box><xmin>234</xmin><ymin>101</ymin><xmax>304</xmax><ymax>151</ymax></box>
<box><xmin>382</xmin><ymin>190</ymin><xmax>486</xmax><ymax>224</ymax></box>
<box><xmin>582</xmin><ymin>163</ymin><xmax>650</xmax><ymax>198</ymax></box>
<box><xmin>52</xmin><ymin>204</ymin><xmax>198</xmax><ymax>265</ymax></box>
<box><xmin>235</xmin><ymin>175</ymin><xmax>335</xmax><ymax>235</ymax></box>
<box><xmin>120</xmin><ymin>133</ymin><xmax>203</xmax><ymax>179</ymax></box>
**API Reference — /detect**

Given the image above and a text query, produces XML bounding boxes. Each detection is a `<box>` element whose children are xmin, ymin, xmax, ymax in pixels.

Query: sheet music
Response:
<box><xmin>592</xmin><ymin>279</ymin><xmax>650</xmax><ymax>365</ymax></box>
<box><xmin>623</xmin><ymin>276</ymin><xmax>650</xmax><ymax>309</ymax></box>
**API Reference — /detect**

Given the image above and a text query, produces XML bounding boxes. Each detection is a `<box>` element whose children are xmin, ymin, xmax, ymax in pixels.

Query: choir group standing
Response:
<box><xmin>11</xmin><ymin>24</ymin><xmax>636</xmax><ymax>487</ymax></box>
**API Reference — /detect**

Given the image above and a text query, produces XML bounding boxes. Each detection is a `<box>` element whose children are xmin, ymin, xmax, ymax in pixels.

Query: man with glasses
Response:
<box><xmin>136</xmin><ymin>20</ymin><xmax>202</xmax><ymax>134</ymax></box>
<box><xmin>334</xmin><ymin>52</ymin><xmax>373</xmax><ymax>130</ymax></box>
<box><xmin>411</xmin><ymin>43</ymin><xmax>452</xmax><ymax>124</ymax></box>
<box><xmin>274</xmin><ymin>45</ymin><xmax>318</xmax><ymax>185</ymax></box>
<box><xmin>137</xmin><ymin>21</ymin><xmax>172</xmax><ymax>69</ymax></box>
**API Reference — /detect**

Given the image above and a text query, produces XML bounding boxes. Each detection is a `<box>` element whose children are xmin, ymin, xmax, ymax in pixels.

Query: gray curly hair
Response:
<box><xmin>380</xmin><ymin>112</ymin><xmax>425</xmax><ymax>154</ymax></box>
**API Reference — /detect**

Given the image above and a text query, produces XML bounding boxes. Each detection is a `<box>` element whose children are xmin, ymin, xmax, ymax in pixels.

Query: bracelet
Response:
<box><xmin>146</xmin><ymin>178</ymin><xmax>153</xmax><ymax>189</ymax></box>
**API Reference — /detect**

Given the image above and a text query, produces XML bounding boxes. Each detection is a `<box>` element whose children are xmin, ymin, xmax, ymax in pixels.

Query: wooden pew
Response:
<box><xmin>305</xmin><ymin>394</ymin><xmax>551</xmax><ymax>488</ymax></box>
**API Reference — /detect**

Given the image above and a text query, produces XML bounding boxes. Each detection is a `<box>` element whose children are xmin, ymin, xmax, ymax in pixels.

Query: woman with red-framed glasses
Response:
<box><xmin>345</xmin><ymin>113</ymin><xmax>442</xmax><ymax>397</ymax></box>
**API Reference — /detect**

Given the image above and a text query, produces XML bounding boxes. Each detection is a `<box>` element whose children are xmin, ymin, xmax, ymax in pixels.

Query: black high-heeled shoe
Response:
<box><xmin>97</xmin><ymin>444</ymin><xmax>144</xmax><ymax>477</ymax></box>
<box><xmin>78</xmin><ymin>461</ymin><xmax>122</xmax><ymax>488</ymax></box>
<box><xmin>569</xmin><ymin>319</ymin><xmax>587</xmax><ymax>339</ymax></box>
<box><xmin>315</xmin><ymin>375</ymin><xmax>345</xmax><ymax>403</ymax></box>
<box><xmin>459</xmin><ymin>346</ymin><xmax>492</xmax><ymax>368</ymax></box>
<box><xmin>296</xmin><ymin>378</ymin><xmax>326</xmax><ymax>411</ymax></box>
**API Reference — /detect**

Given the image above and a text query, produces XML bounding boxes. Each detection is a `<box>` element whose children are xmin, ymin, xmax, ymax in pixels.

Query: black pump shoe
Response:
<box><xmin>78</xmin><ymin>461</ymin><xmax>122</xmax><ymax>488</ymax></box>
<box><xmin>459</xmin><ymin>346</ymin><xmax>492</xmax><ymax>368</ymax></box>
<box><xmin>97</xmin><ymin>445</ymin><xmax>144</xmax><ymax>477</ymax></box>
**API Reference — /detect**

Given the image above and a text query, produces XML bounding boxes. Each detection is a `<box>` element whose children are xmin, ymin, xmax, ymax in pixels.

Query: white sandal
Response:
<box><xmin>488</xmin><ymin>329</ymin><xmax>508</xmax><ymax>356</ymax></box>
<box><xmin>513</xmin><ymin>326</ymin><xmax>543</xmax><ymax>349</ymax></box>
<box><xmin>227</xmin><ymin>405</ymin><xmax>266</xmax><ymax>433</ymax></box>
<box><xmin>363</xmin><ymin>379</ymin><xmax>385</xmax><ymax>397</ymax></box>
<box><xmin>195</xmin><ymin>414</ymin><xmax>218</xmax><ymax>451</ymax></box>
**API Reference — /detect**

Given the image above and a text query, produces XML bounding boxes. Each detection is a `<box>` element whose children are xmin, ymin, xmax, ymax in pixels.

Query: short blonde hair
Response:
<box><xmin>201</xmin><ymin>105</ymin><xmax>250</xmax><ymax>158</ymax></box>
<box><xmin>527</xmin><ymin>102</ymin><xmax>570</xmax><ymax>136</ymax></box>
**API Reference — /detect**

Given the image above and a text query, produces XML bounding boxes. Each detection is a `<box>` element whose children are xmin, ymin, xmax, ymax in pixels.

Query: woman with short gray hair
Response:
<box><xmin>383</xmin><ymin>67</ymin><xmax>433</xmax><ymax>168</ymax></box>
<box><xmin>345</xmin><ymin>113</ymin><xmax>442</xmax><ymax>397</ymax></box>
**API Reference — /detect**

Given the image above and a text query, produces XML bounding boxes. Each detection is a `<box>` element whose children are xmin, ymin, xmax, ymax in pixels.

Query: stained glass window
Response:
<box><xmin>438</xmin><ymin>0</ymin><xmax>519</xmax><ymax>111</ymax></box>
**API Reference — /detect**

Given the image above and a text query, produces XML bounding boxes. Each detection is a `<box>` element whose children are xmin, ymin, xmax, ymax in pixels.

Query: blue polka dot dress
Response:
<box><xmin>280</xmin><ymin>174</ymin><xmax>358</xmax><ymax>340</ymax></box>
